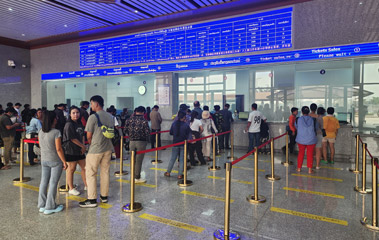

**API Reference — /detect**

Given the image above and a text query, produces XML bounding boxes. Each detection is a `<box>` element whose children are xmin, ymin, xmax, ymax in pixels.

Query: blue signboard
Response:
<box><xmin>79</xmin><ymin>7</ymin><xmax>293</xmax><ymax>68</ymax></box>
<box><xmin>43</xmin><ymin>42</ymin><xmax>379</xmax><ymax>80</ymax></box>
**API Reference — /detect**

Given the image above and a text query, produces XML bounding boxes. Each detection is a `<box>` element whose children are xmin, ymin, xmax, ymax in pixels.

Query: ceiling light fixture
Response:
<box><xmin>354</xmin><ymin>20</ymin><xmax>358</xmax><ymax>23</ymax></box>
<box><xmin>134</xmin><ymin>10</ymin><xmax>138</xmax><ymax>13</ymax></box>
<box><xmin>8</xmin><ymin>8</ymin><xmax>13</xmax><ymax>11</ymax></box>
<box><xmin>21</xmin><ymin>34</ymin><xmax>25</xmax><ymax>36</ymax></box>
<box><xmin>64</xmin><ymin>24</ymin><xmax>68</xmax><ymax>27</ymax></box>
<box><xmin>359</xmin><ymin>2</ymin><xmax>363</xmax><ymax>5</ymax></box>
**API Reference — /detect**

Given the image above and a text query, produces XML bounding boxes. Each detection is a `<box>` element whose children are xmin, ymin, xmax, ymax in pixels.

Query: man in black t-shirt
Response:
<box><xmin>0</xmin><ymin>108</ymin><xmax>21</xmax><ymax>169</ymax></box>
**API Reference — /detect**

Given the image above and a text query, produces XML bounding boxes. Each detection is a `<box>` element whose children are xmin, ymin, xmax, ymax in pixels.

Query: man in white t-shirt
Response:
<box><xmin>245</xmin><ymin>103</ymin><xmax>266</xmax><ymax>152</ymax></box>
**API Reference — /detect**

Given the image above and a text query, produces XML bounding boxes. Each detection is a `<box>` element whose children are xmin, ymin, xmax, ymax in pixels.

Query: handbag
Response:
<box><xmin>322</xmin><ymin>129</ymin><xmax>327</xmax><ymax>137</ymax></box>
<box><xmin>33</xmin><ymin>145</ymin><xmax>41</xmax><ymax>156</ymax></box>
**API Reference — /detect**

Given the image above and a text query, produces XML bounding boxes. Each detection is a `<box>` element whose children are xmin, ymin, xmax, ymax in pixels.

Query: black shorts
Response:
<box><xmin>65</xmin><ymin>154</ymin><xmax>86</xmax><ymax>162</ymax></box>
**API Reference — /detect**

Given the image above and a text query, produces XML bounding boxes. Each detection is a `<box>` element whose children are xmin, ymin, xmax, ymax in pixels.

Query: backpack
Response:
<box><xmin>94</xmin><ymin>113</ymin><xmax>115</xmax><ymax>139</ymax></box>
<box><xmin>296</xmin><ymin>117</ymin><xmax>317</xmax><ymax>136</ymax></box>
<box><xmin>260</xmin><ymin>121</ymin><xmax>269</xmax><ymax>138</ymax></box>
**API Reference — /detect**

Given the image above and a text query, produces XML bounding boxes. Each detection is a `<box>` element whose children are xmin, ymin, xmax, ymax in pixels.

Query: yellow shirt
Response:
<box><xmin>323</xmin><ymin>115</ymin><xmax>340</xmax><ymax>138</ymax></box>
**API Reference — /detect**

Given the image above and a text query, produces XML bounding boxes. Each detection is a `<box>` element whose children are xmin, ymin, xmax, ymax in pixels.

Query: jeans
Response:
<box><xmin>248</xmin><ymin>132</ymin><xmax>261</xmax><ymax>152</ymax></box>
<box><xmin>167</xmin><ymin>146</ymin><xmax>184</xmax><ymax>175</ymax></box>
<box><xmin>129</xmin><ymin>141</ymin><xmax>147</xmax><ymax>179</ymax></box>
<box><xmin>289</xmin><ymin>131</ymin><xmax>297</xmax><ymax>153</ymax></box>
<box><xmin>189</xmin><ymin>141</ymin><xmax>206</xmax><ymax>165</ymax></box>
<box><xmin>38</xmin><ymin>161</ymin><xmax>63</xmax><ymax>210</ymax></box>
<box><xmin>223</xmin><ymin>128</ymin><xmax>231</xmax><ymax>148</ymax></box>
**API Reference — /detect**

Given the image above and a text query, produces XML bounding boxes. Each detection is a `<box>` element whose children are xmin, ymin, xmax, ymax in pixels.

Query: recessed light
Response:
<box><xmin>134</xmin><ymin>10</ymin><xmax>138</xmax><ymax>13</ymax></box>
<box><xmin>8</xmin><ymin>8</ymin><xmax>13</xmax><ymax>11</ymax></box>
<box><xmin>354</xmin><ymin>20</ymin><xmax>358</xmax><ymax>23</ymax></box>
<box><xmin>64</xmin><ymin>24</ymin><xmax>68</xmax><ymax>27</ymax></box>
<box><xmin>359</xmin><ymin>2</ymin><xmax>363</xmax><ymax>5</ymax></box>
<box><xmin>21</xmin><ymin>34</ymin><xmax>25</xmax><ymax>36</ymax></box>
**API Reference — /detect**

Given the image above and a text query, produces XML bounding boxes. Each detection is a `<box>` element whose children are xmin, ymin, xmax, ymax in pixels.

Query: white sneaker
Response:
<box><xmin>135</xmin><ymin>178</ymin><xmax>146</xmax><ymax>183</ymax></box>
<box><xmin>68</xmin><ymin>188</ymin><xmax>80</xmax><ymax>196</ymax></box>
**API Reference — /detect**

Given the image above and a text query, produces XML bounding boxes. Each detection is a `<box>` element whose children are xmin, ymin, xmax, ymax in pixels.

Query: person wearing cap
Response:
<box><xmin>0</xmin><ymin>107</ymin><xmax>22</xmax><ymax>169</ymax></box>
<box><xmin>150</xmin><ymin>105</ymin><xmax>162</xmax><ymax>149</ymax></box>
<box><xmin>201</xmin><ymin>110</ymin><xmax>218</xmax><ymax>161</ymax></box>
<box><xmin>295</xmin><ymin>106</ymin><xmax>318</xmax><ymax>174</ymax></box>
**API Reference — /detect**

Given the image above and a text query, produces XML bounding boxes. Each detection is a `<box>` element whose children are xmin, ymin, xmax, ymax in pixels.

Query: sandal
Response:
<box><xmin>308</xmin><ymin>169</ymin><xmax>314</xmax><ymax>174</ymax></box>
<box><xmin>296</xmin><ymin>168</ymin><xmax>301</xmax><ymax>172</ymax></box>
<box><xmin>177</xmin><ymin>175</ymin><xmax>183</xmax><ymax>179</ymax></box>
<box><xmin>164</xmin><ymin>172</ymin><xmax>170</xmax><ymax>177</ymax></box>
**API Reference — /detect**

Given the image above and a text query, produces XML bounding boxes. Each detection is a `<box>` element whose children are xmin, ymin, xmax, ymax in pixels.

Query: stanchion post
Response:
<box><xmin>213</xmin><ymin>162</ymin><xmax>240</xmax><ymax>240</ymax></box>
<box><xmin>13</xmin><ymin>138</ymin><xmax>31</xmax><ymax>183</ymax></box>
<box><xmin>122</xmin><ymin>150</ymin><xmax>143</xmax><ymax>213</ymax></box>
<box><xmin>266</xmin><ymin>139</ymin><xmax>280</xmax><ymax>181</ymax></box>
<box><xmin>281</xmin><ymin>132</ymin><xmax>293</xmax><ymax>166</ymax></box>
<box><xmin>350</xmin><ymin>134</ymin><xmax>361</xmax><ymax>173</ymax></box>
<box><xmin>227</xmin><ymin>131</ymin><xmax>234</xmax><ymax>160</ymax></box>
<box><xmin>354</xmin><ymin>143</ymin><xmax>372</xmax><ymax>194</ymax></box>
<box><xmin>178</xmin><ymin>140</ymin><xmax>193</xmax><ymax>187</ymax></box>
<box><xmin>115</xmin><ymin>137</ymin><xmax>128</xmax><ymax>176</ymax></box>
<box><xmin>151</xmin><ymin>132</ymin><xmax>162</xmax><ymax>164</ymax></box>
<box><xmin>361</xmin><ymin>158</ymin><xmax>379</xmax><ymax>231</ymax></box>
<box><xmin>58</xmin><ymin>174</ymin><xmax>69</xmax><ymax>192</ymax></box>
<box><xmin>209</xmin><ymin>134</ymin><xmax>221</xmax><ymax>171</ymax></box>
<box><xmin>247</xmin><ymin>147</ymin><xmax>266</xmax><ymax>204</ymax></box>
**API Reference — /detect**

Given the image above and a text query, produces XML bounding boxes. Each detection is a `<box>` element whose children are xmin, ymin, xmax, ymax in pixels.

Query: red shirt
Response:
<box><xmin>289</xmin><ymin>114</ymin><xmax>296</xmax><ymax>132</ymax></box>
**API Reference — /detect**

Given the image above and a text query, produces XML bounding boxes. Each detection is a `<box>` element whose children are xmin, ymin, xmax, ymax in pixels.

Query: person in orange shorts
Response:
<box><xmin>322</xmin><ymin>107</ymin><xmax>340</xmax><ymax>164</ymax></box>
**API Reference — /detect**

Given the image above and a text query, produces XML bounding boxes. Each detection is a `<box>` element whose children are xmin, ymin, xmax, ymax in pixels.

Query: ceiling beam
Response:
<box><xmin>120</xmin><ymin>0</ymin><xmax>155</xmax><ymax>18</ymax></box>
<box><xmin>187</xmin><ymin>0</ymin><xmax>202</xmax><ymax>9</ymax></box>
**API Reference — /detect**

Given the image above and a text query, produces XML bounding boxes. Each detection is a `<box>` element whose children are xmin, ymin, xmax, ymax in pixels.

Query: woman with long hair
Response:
<box><xmin>201</xmin><ymin>111</ymin><xmax>218</xmax><ymax>161</ymax></box>
<box><xmin>62</xmin><ymin>106</ymin><xmax>87</xmax><ymax>195</ymax></box>
<box><xmin>38</xmin><ymin>110</ymin><xmax>67</xmax><ymax>215</ymax></box>
<box><xmin>164</xmin><ymin>111</ymin><xmax>191</xmax><ymax>179</ymax></box>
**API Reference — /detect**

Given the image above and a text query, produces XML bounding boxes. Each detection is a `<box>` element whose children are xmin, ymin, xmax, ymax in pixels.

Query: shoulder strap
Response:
<box><xmin>313</xmin><ymin>118</ymin><xmax>317</xmax><ymax>135</ymax></box>
<box><xmin>94</xmin><ymin>113</ymin><xmax>102</xmax><ymax>127</ymax></box>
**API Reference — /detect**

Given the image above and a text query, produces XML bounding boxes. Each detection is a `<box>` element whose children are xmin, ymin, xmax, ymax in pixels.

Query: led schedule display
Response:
<box><xmin>79</xmin><ymin>7</ymin><xmax>293</xmax><ymax>68</ymax></box>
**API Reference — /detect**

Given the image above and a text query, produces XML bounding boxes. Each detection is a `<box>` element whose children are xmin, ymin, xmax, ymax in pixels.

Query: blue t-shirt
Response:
<box><xmin>170</xmin><ymin>120</ymin><xmax>191</xmax><ymax>144</ymax></box>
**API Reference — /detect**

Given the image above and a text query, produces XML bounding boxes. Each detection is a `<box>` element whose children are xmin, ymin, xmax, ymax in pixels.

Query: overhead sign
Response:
<box><xmin>79</xmin><ymin>7</ymin><xmax>293</xmax><ymax>68</ymax></box>
<box><xmin>42</xmin><ymin>42</ymin><xmax>379</xmax><ymax>80</ymax></box>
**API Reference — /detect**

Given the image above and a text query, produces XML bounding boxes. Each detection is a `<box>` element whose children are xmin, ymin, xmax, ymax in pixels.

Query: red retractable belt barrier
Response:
<box><xmin>24</xmin><ymin>138</ymin><xmax>39</xmax><ymax>144</ymax></box>
<box><xmin>366</xmin><ymin>146</ymin><xmax>374</xmax><ymax>160</ymax></box>
<box><xmin>215</xmin><ymin>130</ymin><xmax>232</xmax><ymax>137</ymax></box>
<box><xmin>257</xmin><ymin>139</ymin><xmax>272</xmax><ymax>149</ymax></box>
<box><xmin>273</xmin><ymin>132</ymin><xmax>287</xmax><ymax>141</ymax></box>
<box><xmin>359</xmin><ymin>137</ymin><xmax>364</xmax><ymax>144</ymax></box>
<box><xmin>137</xmin><ymin>141</ymin><xmax>185</xmax><ymax>155</ymax></box>
<box><xmin>188</xmin><ymin>134</ymin><xmax>213</xmax><ymax>144</ymax></box>
<box><xmin>231</xmin><ymin>148</ymin><xmax>257</xmax><ymax>166</ymax></box>
<box><xmin>16</xmin><ymin>129</ymin><xmax>26</xmax><ymax>132</ymax></box>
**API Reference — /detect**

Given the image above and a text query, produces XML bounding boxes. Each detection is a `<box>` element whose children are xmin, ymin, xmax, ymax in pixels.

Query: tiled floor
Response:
<box><xmin>1</xmin><ymin>146</ymin><xmax>378</xmax><ymax>240</ymax></box>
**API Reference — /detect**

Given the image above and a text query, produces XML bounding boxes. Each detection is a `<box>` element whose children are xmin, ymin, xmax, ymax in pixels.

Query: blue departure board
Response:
<box><xmin>79</xmin><ymin>7</ymin><xmax>293</xmax><ymax>68</ymax></box>
<box><xmin>44</xmin><ymin>42</ymin><xmax>379</xmax><ymax>80</ymax></box>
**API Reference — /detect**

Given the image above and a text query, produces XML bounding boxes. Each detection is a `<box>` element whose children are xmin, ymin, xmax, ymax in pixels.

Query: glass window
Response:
<box><xmin>255</xmin><ymin>71</ymin><xmax>272</xmax><ymax>88</ymax></box>
<box><xmin>363</xmin><ymin>61</ymin><xmax>379</xmax><ymax>83</ymax></box>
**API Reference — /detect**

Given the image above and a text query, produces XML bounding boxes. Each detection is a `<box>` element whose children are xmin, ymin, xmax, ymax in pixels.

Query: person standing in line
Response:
<box><xmin>125</xmin><ymin>106</ymin><xmax>150</xmax><ymax>183</ymax></box>
<box><xmin>26</xmin><ymin>109</ymin><xmax>42</xmax><ymax>165</ymax></box>
<box><xmin>164</xmin><ymin>111</ymin><xmax>191</xmax><ymax>179</ymax></box>
<box><xmin>188</xmin><ymin>111</ymin><xmax>206</xmax><ymax>166</ymax></box>
<box><xmin>150</xmin><ymin>105</ymin><xmax>162</xmax><ymax>149</ymax></box>
<box><xmin>220</xmin><ymin>103</ymin><xmax>234</xmax><ymax>149</ymax></box>
<box><xmin>315</xmin><ymin>107</ymin><xmax>326</xmax><ymax>169</ymax></box>
<box><xmin>21</xmin><ymin>104</ymin><xmax>32</xmax><ymax>124</ymax></box>
<box><xmin>213</xmin><ymin>105</ymin><xmax>224</xmax><ymax>153</ymax></box>
<box><xmin>38</xmin><ymin>111</ymin><xmax>68</xmax><ymax>215</ymax></box>
<box><xmin>119</xmin><ymin>108</ymin><xmax>130</xmax><ymax>127</ymax></box>
<box><xmin>107</xmin><ymin>107</ymin><xmax>121</xmax><ymax>160</ymax></box>
<box><xmin>62</xmin><ymin>106</ymin><xmax>87</xmax><ymax>196</ymax></box>
<box><xmin>79</xmin><ymin>101</ymin><xmax>90</xmax><ymax>126</ymax></box>
<box><xmin>0</xmin><ymin>108</ymin><xmax>22</xmax><ymax>169</ymax></box>
<box><xmin>201</xmin><ymin>111</ymin><xmax>217</xmax><ymax>162</ymax></box>
<box><xmin>193</xmin><ymin>101</ymin><xmax>203</xmax><ymax>120</ymax></box>
<box><xmin>309</xmin><ymin>103</ymin><xmax>318</xmax><ymax>119</ymax></box>
<box><xmin>54</xmin><ymin>103</ymin><xmax>66</xmax><ymax>134</ymax></box>
<box><xmin>245</xmin><ymin>103</ymin><xmax>266</xmax><ymax>153</ymax></box>
<box><xmin>295</xmin><ymin>106</ymin><xmax>318</xmax><ymax>174</ymax></box>
<box><xmin>79</xmin><ymin>95</ymin><xmax>114</xmax><ymax>208</ymax></box>
<box><xmin>282</xmin><ymin>107</ymin><xmax>298</xmax><ymax>154</ymax></box>
<box><xmin>322</xmin><ymin>107</ymin><xmax>340</xmax><ymax>164</ymax></box>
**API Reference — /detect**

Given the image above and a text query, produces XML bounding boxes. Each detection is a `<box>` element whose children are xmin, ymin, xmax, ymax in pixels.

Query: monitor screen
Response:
<box><xmin>239</xmin><ymin>112</ymin><xmax>249</xmax><ymax>120</ymax></box>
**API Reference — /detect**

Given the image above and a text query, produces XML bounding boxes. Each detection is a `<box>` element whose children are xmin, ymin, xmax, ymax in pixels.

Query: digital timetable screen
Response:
<box><xmin>79</xmin><ymin>7</ymin><xmax>293</xmax><ymax>68</ymax></box>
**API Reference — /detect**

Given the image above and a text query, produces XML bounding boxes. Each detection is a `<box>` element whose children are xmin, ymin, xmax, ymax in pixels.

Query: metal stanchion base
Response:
<box><xmin>361</xmin><ymin>217</ymin><xmax>379</xmax><ymax>231</ymax></box>
<box><xmin>177</xmin><ymin>179</ymin><xmax>193</xmax><ymax>187</ymax></box>
<box><xmin>213</xmin><ymin>229</ymin><xmax>241</xmax><ymax>240</ymax></box>
<box><xmin>265</xmin><ymin>174</ymin><xmax>281</xmax><ymax>181</ymax></box>
<box><xmin>281</xmin><ymin>161</ymin><xmax>293</xmax><ymax>166</ymax></box>
<box><xmin>246</xmin><ymin>194</ymin><xmax>266</xmax><ymax>204</ymax></box>
<box><xmin>354</xmin><ymin>186</ymin><xmax>373</xmax><ymax>194</ymax></box>
<box><xmin>58</xmin><ymin>185</ymin><xmax>69</xmax><ymax>192</ymax></box>
<box><xmin>151</xmin><ymin>160</ymin><xmax>163</xmax><ymax>164</ymax></box>
<box><xmin>13</xmin><ymin>177</ymin><xmax>31</xmax><ymax>183</ymax></box>
<box><xmin>114</xmin><ymin>171</ymin><xmax>128</xmax><ymax>176</ymax></box>
<box><xmin>122</xmin><ymin>202</ymin><xmax>143</xmax><ymax>213</ymax></box>
<box><xmin>349</xmin><ymin>168</ymin><xmax>362</xmax><ymax>173</ymax></box>
<box><xmin>209</xmin><ymin>166</ymin><xmax>221</xmax><ymax>171</ymax></box>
